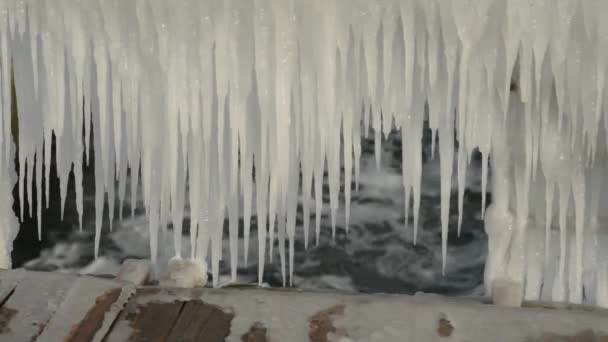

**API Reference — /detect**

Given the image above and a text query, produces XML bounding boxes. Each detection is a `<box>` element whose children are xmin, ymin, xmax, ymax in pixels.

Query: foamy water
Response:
<box><xmin>22</xmin><ymin>127</ymin><xmax>488</xmax><ymax>295</ymax></box>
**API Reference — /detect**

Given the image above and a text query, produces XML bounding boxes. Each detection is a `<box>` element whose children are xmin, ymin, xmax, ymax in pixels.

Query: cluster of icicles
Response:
<box><xmin>0</xmin><ymin>0</ymin><xmax>607</xmax><ymax>306</ymax></box>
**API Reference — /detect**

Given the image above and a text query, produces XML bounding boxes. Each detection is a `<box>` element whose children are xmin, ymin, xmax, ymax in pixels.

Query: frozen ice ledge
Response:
<box><xmin>0</xmin><ymin>0</ymin><xmax>606</xmax><ymax>308</ymax></box>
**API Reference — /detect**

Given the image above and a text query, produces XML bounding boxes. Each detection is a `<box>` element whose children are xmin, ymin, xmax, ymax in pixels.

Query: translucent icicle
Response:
<box><xmin>439</xmin><ymin>103</ymin><xmax>454</xmax><ymax>274</ymax></box>
<box><xmin>570</xmin><ymin>163</ymin><xmax>585</xmax><ymax>303</ymax></box>
<box><xmin>553</xmin><ymin>181</ymin><xmax>570</xmax><ymax>302</ymax></box>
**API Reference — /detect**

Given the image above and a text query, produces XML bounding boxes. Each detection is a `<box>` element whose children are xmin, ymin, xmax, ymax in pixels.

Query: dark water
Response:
<box><xmin>14</xmin><ymin>125</ymin><xmax>489</xmax><ymax>295</ymax></box>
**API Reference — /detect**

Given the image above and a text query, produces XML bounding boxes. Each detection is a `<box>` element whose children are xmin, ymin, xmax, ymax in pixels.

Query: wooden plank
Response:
<box><xmin>165</xmin><ymin>301</ymin><xmax>233</xmax><ymax>342</ymax></box>
<box><xmin>1</xmin><ymin>271</ymin><xmax>605</xmax><ymax>341</ymax></box>
<box><xmin>36</xmin><ymin>276</ymin><xmax>132</xmax><ymax>342</ymax></box>
<box><xmin>90</xmin><ymin>284</ymin><xmax>136</xmax><ymax>342</ymax></box>
<box><xmin>101</xmin><ymin>289</ymin><xmax>143</xmax><ymax>342</ymax></box>
<box><xmin>0</xmin><ymin>270</ymin><xmax>23</xmax><ymax>336</ymax></box>
<box><xmin>65</xmin><ymin>287</ymin><xmax>122</xmax><ymax>341</ymax></box>
<box><xmin>0</xmin><ymin>269</ymin><xmax>25</xmax><ymax>307</ymax></box>
<box><xmin>165</xmin><ymin>301</ymin><xmax>215</xmax><ymax>342</ymax></box>
<box><xmin>128</xmin><ymin>302</ymin><xmax>185</xmax><ymax>342</ymax></box>
<box><xmin>165</xmin><ymin>301</ymin><xmax>214</xmax><ymax>341</ymax></box>
<box><xmin>197</xmin><ymin>305</ymin><xmax>233</xmax><ymax>341</ymax></box>
<box><xmin>0</xmin><ymin>271</ymin><xmax>78</xmax><ymax>342</ymax></box>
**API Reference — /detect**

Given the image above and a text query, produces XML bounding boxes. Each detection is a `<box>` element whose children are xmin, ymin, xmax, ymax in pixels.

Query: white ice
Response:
<box><xmin>0</xmin><ymin>0</ymin><xmax>607</xmax><ymax>307</ymax></box>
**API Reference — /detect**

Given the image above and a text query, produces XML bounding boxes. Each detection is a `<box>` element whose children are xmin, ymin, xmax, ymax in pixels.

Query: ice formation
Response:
<box><xmin>0</xmin><ymin>0</ymin><xmax>606</xmax><ymax>307</ymax></box>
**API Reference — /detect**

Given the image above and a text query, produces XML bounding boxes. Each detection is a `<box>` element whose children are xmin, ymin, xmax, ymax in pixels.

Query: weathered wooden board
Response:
<box><xmin>0</xmin><ymin>268</ymin><xmax>24</xmax><ymax>306</ymax></box>
<box><xmin>166</xmin><ymin>301</ymin><xmax>233</xmax><ymax>341</ymax></box>
<box><xmin>105</xmin><ymin>300</ymin><xmax>233</xmax><ymax>342</ymax></box>
<box><xmin>0</xmin><ymin>271</ymin><xmax>78</xmax><ymax>342</ymax></box>
<box><xmin>37</xmin><ymin>276</ymin><xmax>134</xmax><ymax>342</ymax></box>
<box><xmin>128</xmin><ymin>301</ymin><xmax>184</xmax><ymax>342</ymax></box>
<box><xmin>0</xmin><ymin>269</ymin><xmax>607</xmax><ymax>341</ymax></box>
<box><xmin>0</xmin><ymin>270</ymin><xmax>133</xmax><ymax>342</ymax></box>
<box><xmin>120</xmin><ymin>287</ymin><xmax>608</xmax><ymax>342</ymax></box>
<box><xmin>165</xmin><ymin>301</ymin><xmax>213</xmax><ymax>340</ymax></box>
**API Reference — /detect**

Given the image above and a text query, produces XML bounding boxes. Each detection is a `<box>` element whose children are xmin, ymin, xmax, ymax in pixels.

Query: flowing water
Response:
<box><xmin>14</xmin><ymin>124</ymin><xmax>488</xmax><ymax>295</ymax></box>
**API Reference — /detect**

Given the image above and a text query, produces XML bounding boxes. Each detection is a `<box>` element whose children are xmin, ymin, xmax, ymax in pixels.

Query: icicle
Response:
<box><xmin>343</xmin><ymin>106</ymin><xmax>353</xmax><ymax>233</ymax></box>
<box><xmin>553</xmin><ymin>180</ymin><xmax>570</xmax><ymax>302</ymax></box>
<box><xmin>362</xmin><ymin>3</ymin><xmax>380</xmax><ymax>168</ymax></box>
<box><xmin>171</xmin><ymin>131</ymin><xmax>186</xmax><ymax>259</ymax></box>
<box><xmin>314</xmin><ymin>156</ymin><xmax>323</xmax><ymax>246</ymax></box>
<box><xmin>277</xmin><ymin>206</ymin><xmax>286</xmax><ymax>287</ymax></box>
<box><xmin>107</xmin><ymin>135</ymin><xmax>116</xmax><ymax>232</ymax></box>
<box><xmin>228</xmin><ymin>188</ymin><xmax>239</xmax><ymax>282</ymax></box>
<box><xmin>74</xmin><ymin>157</ymin><xmax>84</xmax><ymax>231</ymax></box>
<box><xmin>93</xmin><ymin>122</ymin><xmax>105</xmax><ymax>258</ymax></box>
<box><xmin>1</xmin><ymin>15</ymin><xmax>12</xmax><ymax>165</ymax></box>
<box><xmin>268</xmin><ymin>175</ymin><xmax>278</xmax><ymax>262</ymax></box>
<box><xmin>524</xmin><ymin>226</ymin><xmax>544</xmax><ymax>301</ymax></box>
<box><xmin>481</xmin><ymin>152</ymin><xmax>489</xmax><ymax>218</ymax></box>
<box><xmin>241</xmin><ymin>153</ymin><xmax>253</xmax><ymax>266</ymax></box>
<box><xmin>570</xmin><ymin>161</ymin><xmax>585</xmax><ymax>303</ymax></box>
<box><xmin>35</xmin><ymin>153</ymin><xmax>41</xmax><ymax>240</ymax></box>
<box><xmin>43</xmin><ymin>131</ymin><xmax>51</xmax><ymax>210</ymax></box>
<box><xmin>439</xmin><ymin>96</ymin><xmax>454</xmax><ymax>274</ymax></box>
<box><xmin>117</xmin><ymin>147</ymin><xmax>128</xmax><ymax>221</ymax></box>
<box><xmin>544</xmin><ymin>181</ymin><xmax>554</xmax><ymax>267</ymax></box>
<box><xmin>2</xmin><ymin>0</ymin><xmax>608</xmax><ymax>308</ymax></box>
<box><xmin>286</xmin><ymin>140</ymin><xmax>298</xmax><ymax>286</ymax></box>
<box><xmin>401</xmin><ymin>128</ymin><xmax>411</xmax><ymax>233</ymax></box>
<box><xmin>255</xmin><ymin>155</ymin><xmax>269</xmax><ymax>284</ymax></box>
<box><xmin>410</xmin><ymin>98</ymin><xmax>423</xmax><ymax>245</ymax></box>
<box><xmin>298</xmin><ymin>11</ymin><xmax>316</xmax><ymax>245</ymax></box>
<box><xmin>456</xmin><ymin>146</ymin><xmax>467</xmax><ymax>236</ymax></box>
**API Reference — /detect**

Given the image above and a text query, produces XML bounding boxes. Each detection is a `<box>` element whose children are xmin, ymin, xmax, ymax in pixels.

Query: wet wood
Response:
<box><xmin>128</xmin><ymin>302</ymin><xmax>184</xmax><ymax>342</ymax></box>
<box><xmin>66</xmin><ymin>287</ymin><xmax>122</xmax><ymax>342</ymax></box>
<box><xmin>123</xmin><ymin>300</ymin><xmax>233</xmax><ymax>342</ymax></box>
<box><xmin>165</xmin><ymin>301</ymin><xmax>214</xmax><ymax>341</ymax></box>
<box><xmin>189</xmin><ymin>304</ymin><xmax>233</xmax><ymax>342</ymax></box>
<box><xmin>166</xmin><ymin>301</ymin><xmax>233</xmax><ymax>342</ymax></box>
